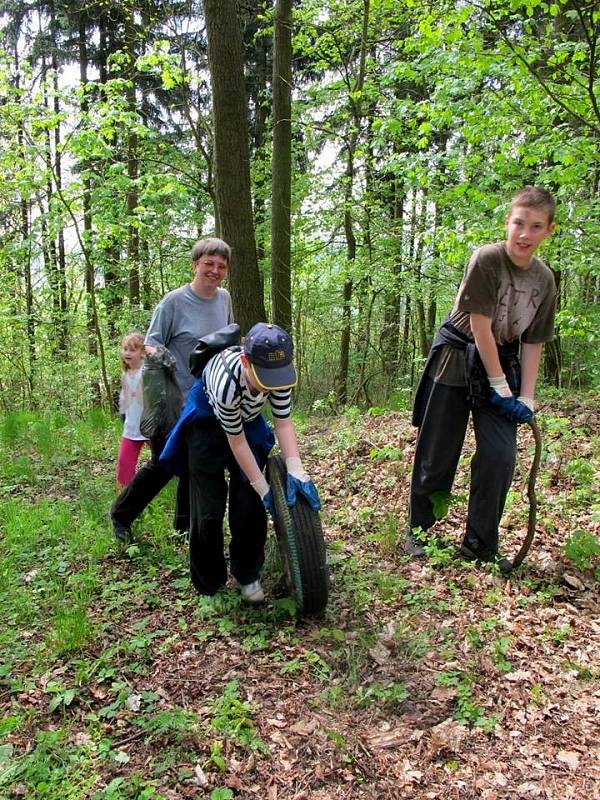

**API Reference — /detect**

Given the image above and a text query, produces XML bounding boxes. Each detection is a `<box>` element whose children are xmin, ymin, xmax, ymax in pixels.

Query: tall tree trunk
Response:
<box><xmin>354</xmin><ymin>108</ymin><xmax>377</xmax><ymax>404</ymax></box>
<box><xmin>98</xmin><ymin>13</ymin><xmax>120</xmax><ymax>336</ymax></box>
<box><xmin>49</xmin><ymin>0</ymin><xmax>68</xmax><ymax>353</ymax></box>
<box><xmin>246</xmin><ymin>5</ymin><xmax>270</xmax><ymax>268</ymax></box>
<box><xmin>140</xmin><ymin>238</ymin><xmax>152</xmax><ymax>310</ymax></box>
<box><xmin>271</xmin><ymin>0</ymin><xmax>293</xmax><ymax>333</ymax></box>
<box><xmin>544</xmin><ymin>266</ymin><xmax>562</xmax><ymax>386</ymax></box>
<box><xmin>203</xmin><ymin>0</ymin><xmax>266</xmax><ymax>332</ymax></box>
<box><xmin>399</xmin><ymin>295</ymin><xmax>412</xmax><ymax>379</ymax></box>
<box><xmin>335</xmin><ymin>0</ymin><xmax>370</xmax><ymax>406</ymax></box>
<box><xmin>336</xmin><ymin>215</ymin><xmax>354</xmax><ymax>407</ymax></box>
<box><xmin>125</xmin><ymin>7</ymin><xmax>140</xmax><ymax>305</ymax></box>
<box><xmin>17</xmin><ymin>55</ymin><xmax>35</xmax><ymax>401</ymax></box>
<box><xmin>41</xmin><ymin>64</ymin><xmax>62</xmax><ymax>357</ymax></box>
<box><xmin>22</xmin><ymin>198</ymin><xmax>34</xmax><ymax>403</ymax></box>
<box><xmin>381</xmin><ymin>175</ymin><xmax>404</xmax><ymax>382</ymax></box>
<box><xmin>78</xmin><ymin>12</ymin><xmax>96</xmax><ymax>356</ymax></box>
<box><xmin>414</xmin><ymin>197</ymin><xmax>429</xmax><ymax>358</ymax></box>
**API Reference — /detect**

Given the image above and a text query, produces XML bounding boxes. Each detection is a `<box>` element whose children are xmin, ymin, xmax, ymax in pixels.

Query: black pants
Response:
<box><xmin>111</xmin><ymin>434</ymin><xmax>190</xmax><ymax>532</ymax></box>
<box><xmin>409</xmin><ymin>377</ymin><xmax>517</xmax><ymax>556</ymax></box>
<box><xmin>187</xmin><ymin>418</ymin><xmax>267</xmax><ymax>596</ymax></box>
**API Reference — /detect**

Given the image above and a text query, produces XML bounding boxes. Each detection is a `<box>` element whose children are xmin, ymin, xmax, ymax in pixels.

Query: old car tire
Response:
<box><xmin>267</xmin><ymin>455</ymin><xmax>329</xmax><ymax>615</ymax></box>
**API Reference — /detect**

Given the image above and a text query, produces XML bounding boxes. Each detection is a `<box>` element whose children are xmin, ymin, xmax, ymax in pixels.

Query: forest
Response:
<box><xmin>1</xmin><ymin>0</ymin><xmax>599</xmax><ymax>410</ymax></box>
<box><xmin>0</xmin><ymin>1</ymin><xmax>599</xmax><ymax>799</ymax></box>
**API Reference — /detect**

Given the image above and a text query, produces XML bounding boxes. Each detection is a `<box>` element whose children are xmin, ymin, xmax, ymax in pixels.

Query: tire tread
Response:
<box><xmin>268</xmin><ymin>455</ymin><xmax>328</xmax><ymax>615</ymax></box>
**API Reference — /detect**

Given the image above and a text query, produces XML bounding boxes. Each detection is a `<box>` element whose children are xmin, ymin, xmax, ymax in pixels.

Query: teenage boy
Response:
<box><xmin>405</xmin><ymin>186</ymin><xmax>557</xmax><ymax>569</ymax></box>
<box><xmin>161</xmin><ymin>323</ymin><xmax>320</xmax><ymax>603</ymax></box>
<box><xmin>110</xmin><ymin>237</ymin><xmax>234</xmax><ymax>542</ymax></box>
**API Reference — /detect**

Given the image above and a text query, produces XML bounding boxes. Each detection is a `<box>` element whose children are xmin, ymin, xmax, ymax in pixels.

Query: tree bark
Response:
<box><xmin>270</xmin><ymin>0</ymin><xmax>293</xmax><ymax>333</ymax></box>
<box><xmin>125</xmin><ymin>6</ymin><xmax>140</xmax><ymax>306</ymax></box>
<box><xmin>98</xmin><ymin>12</ymin><xmax>121</xmax><ymax>336</ymax></box>
<box><xmin>203</xmin><ymin>0</ymin><xmax>266</xmax><ymax>331</ymax></box>
<box><xmin>41</xmin><ymin>64</ymin><xmax>63</xmax><ymax>358</ymax></box>
<box><xmin>243</xmin><ymin>3</ymin><xmax>271</xmax><ymax>267</ymax></box>
<box><xmin>544</xmin><ymin>266</ymin><xmax>562</xmax><ymax>386</ymax></box>
<box><xmin>78</xmin><ymin>12</ymin><xmax>97</xmax><ymax>356</ymax></box>
<box><xmin>48</xmin><ymin>0</ymin><xmax>68</xmax><ymax>353</ymax></box>
<box><xmin>413</xmin><ymin>197</ymin><xmax>429</xmax><ymax>359</ymax></box>
<box><xmin>381</xmin><ymin>174</ymin><xmax>404</xmax><ymax>383</ymax></box>
<box><xmin>335</xmin><ymin>0</ymin><xmax>370</xmax><ymax>406</ymax></box>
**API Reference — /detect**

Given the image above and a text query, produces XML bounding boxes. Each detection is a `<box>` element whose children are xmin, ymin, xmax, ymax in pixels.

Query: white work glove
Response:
<box><xmin>251</xmin><ymin>475</ymin><xmax>274</xmax><ymax>515</ymax></box>
<box><xmin>488</xmin><ymin>374</ymin><xmax>512</xmax><ymax>398</ymax></box>
<box><xmin>285</xmin><ymin>456</ymin><xmax>309</xmax><ymax>482</ymax></box>
<box><xmin>517</xmin><ymin>396</ymin><xmax>535</xmax><ymax>412</ymax></box>
<box><xmin>251</xmin><ymin>474</ymin><xmax>270</xmax><ymax>498</ymax></box>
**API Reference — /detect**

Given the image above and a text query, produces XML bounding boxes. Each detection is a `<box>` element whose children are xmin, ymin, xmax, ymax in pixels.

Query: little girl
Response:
<box><xmin>117</xmin><ymin>332</ymin><xmax>149</xmax><ymax>487</ymax></box>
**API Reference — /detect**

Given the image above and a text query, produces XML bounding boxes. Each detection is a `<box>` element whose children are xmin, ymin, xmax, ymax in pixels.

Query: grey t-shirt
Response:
<box><xmin>145</xmin><ymin>284</ymin><xmax>234</xmax><ymax>400</ymax></box>
<box><xmin>430</xmin><ymin>242</ymin><xmax>556</xmax><ymax>386</ymax></box>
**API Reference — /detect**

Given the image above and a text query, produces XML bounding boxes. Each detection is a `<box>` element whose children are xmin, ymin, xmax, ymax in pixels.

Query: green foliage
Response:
<box><xmin>136</xmin><ymin>708</ymin><xmax>199</xmax><ymax>742</ymax></box>
<box><xmin>46</xmin><ymin>682</ymin><xmax>78</xmax><ymax>714</ymax></box>
<box><xmin>0</xmin><ymin>728</ymin><xmax>99</xmax><ymax>799</ymax></box>
<box><xmin>429</xmin><ymin>490</ymin><xmax>453</xmax><ymax>521</ymax></box>
<box><xmin>210</xmin><ymin>790</ymin><xmax>234</xmax><ymax>800</ymax></box>
<box><xmin>1</xmin><ymin>0</ymin><xmax>599</xmax><ymax>414</ymax></box>
<box><xmin>355</xmin><ymin>681</ymin><xmax>407</xmax><ymax>709</ymax></box>
<box><xmin>368</xmin><ymin>444</ymin><xmax>403</xmax><ymax>461</ymax></box>
<box><xmin>436</xmin><ymin>670</ymin><xmax>499</xmax><ymax>732</ymax></box>
<box><xmin>423</xmin><ymin>534</ymin><xmax>457</xmax><ymax>567</ymax></box>
<box><xmin>564</xmin><ymin>530</ymin><xmax>600</xmax><ymax>574</ymax></box>
<box><xmin>207</xmin><ymin>680</ymin><xmax>269</xmax><ymax>754</ymax></box>
<box><xmin>93</xmin><ymin>774</ymin><xmax>165</xmax><ymax>800</ymax></box>
<box><xmin>326</xmin><ymin>728</ymin><xmax>353</xmax><ymax>764</ymax></box>
<box><xmin>367</xmin><ymin>512</ymin><xmax>400</xmax><ymax>558</ymax></box>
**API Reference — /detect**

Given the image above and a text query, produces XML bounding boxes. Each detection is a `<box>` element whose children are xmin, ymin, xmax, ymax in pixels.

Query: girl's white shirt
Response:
<box><xmin>119</xmin><ymin>367</ymin><xmax>148</xmax><ymax>440</ymax></box>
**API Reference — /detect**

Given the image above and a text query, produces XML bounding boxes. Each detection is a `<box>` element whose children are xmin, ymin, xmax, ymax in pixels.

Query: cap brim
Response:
<box><xmin>249</xmin><ymin>362</ymin><xmax>297</xmax><ymax>391</ymax></box>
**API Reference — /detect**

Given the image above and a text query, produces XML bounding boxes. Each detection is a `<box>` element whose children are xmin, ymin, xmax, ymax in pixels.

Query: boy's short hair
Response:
<box><xmin>191</xmin><ymin>237</ymin><xmax>231</xmax><ymax>264</ymax></box>
<box><xmin>509</xmin><ymin>186</ymin><xmax>556</xmax><ymax>223</ymax></box>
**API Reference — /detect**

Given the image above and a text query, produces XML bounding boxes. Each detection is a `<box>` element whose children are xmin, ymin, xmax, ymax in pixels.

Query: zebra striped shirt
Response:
<box><xmin>203</xmin><ymin>347</ymin><xmax>292</xmax><ymax>436</ymax></box>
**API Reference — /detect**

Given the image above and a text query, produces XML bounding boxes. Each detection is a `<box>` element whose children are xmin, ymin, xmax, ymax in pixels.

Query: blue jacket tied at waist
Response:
<box><xmin>159</xmin><ymin>378</ymin><xmax>275</xmax><ymax>476</ymax></box>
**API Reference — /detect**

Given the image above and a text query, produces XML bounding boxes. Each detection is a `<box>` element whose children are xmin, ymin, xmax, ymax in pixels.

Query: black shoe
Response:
<box><xmin>459</xmin><ymin>541</ymin><xmax>512</xmax><ymax>575</ymax></box>
<box><xmin>404</xmin><ymin>531</ymin><xmax>427</xmax><ymax>558</ymax></box>
<box><xmin>111</xmin><ymin>513</ymin><xmax>132</xmax><ymax>544</ymax></box>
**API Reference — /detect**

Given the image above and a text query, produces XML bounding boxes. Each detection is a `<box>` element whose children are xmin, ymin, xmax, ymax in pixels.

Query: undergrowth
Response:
<box><xmin>0</xmin><ymin>399</ymin><xmax>598</xmax><ymax>797</ymax></box>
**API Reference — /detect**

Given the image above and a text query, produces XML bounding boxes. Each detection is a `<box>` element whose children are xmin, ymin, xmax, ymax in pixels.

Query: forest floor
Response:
<box><xmin>0</xmin><ymin>393</ymin><xmax>599</xmax><ymax>800</ymax></box>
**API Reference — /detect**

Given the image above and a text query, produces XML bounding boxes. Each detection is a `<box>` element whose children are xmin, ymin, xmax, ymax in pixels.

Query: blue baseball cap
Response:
<box><xmin>243</xmin><ymin>323</ymin><xmax>297</xmax><ymax>391</ymax></box>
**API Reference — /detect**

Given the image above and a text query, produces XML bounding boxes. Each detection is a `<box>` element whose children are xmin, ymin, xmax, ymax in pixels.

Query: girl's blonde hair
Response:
<box><xmin>121</xmin><ymin>332</ymin><xmax>145</xmax><ymax>371</ymax></box>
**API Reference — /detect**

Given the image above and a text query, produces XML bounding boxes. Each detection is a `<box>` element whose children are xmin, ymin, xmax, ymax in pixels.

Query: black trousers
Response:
<box><xmin>409</xmin><ymin>377</ymin><xmax>517</xmax><ymax>556</ymax></box>
<box><xmin>187</xmin><ymin>418</ymin><xmax>267</xmax><ymax>596</ymax></box>
<box><xmin>111</xmin><ymin>434</ymin><xmax>190</xmax><ymax>532</ymax></box>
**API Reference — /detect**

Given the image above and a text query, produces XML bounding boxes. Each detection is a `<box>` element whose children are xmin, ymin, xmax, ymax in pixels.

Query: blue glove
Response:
<box><xmin>262</xmin><ymin>489</ymin><xmax>275</xmax><ymax>516</ymax></box>
<box><xmin>286</xmin><ymin>474</ymin><xmax>322</xmax><ymax>511</ymax></box>
<box><xmin>489</xmin><ymin>390</ymin><xmax>534</xmax><ymax>424</ymax></box>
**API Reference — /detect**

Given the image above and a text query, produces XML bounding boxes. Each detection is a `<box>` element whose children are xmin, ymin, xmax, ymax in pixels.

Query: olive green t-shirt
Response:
<box><xmin>429</xmin><ymin>242</ymin><xmax>557</xmax><ymax>386</ymax></box>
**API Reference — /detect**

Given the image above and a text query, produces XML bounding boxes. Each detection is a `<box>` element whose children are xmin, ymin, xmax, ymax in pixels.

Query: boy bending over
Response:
<box><xmin>162</xmin><ymin>323</ymin><xmax>320</xmax><ymax>603</ymax></box>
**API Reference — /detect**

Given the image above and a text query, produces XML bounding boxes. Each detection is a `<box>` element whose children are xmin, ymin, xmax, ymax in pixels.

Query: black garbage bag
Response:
<box><xmin>189</xmin><ymin>323</ymin><xmax>241</xmax><ymax>378</ymax></box>
<box><xmin>140</xmin><ymin>347</ymin><xmax>183</xmax><ymax>439</ymax></box>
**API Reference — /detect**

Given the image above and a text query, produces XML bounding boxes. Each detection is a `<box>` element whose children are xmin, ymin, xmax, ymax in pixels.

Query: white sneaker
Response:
<box><xmin>239</xmin><ymin>580</ymin><xmax>265</xmax><ymax>604</ymax></box>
